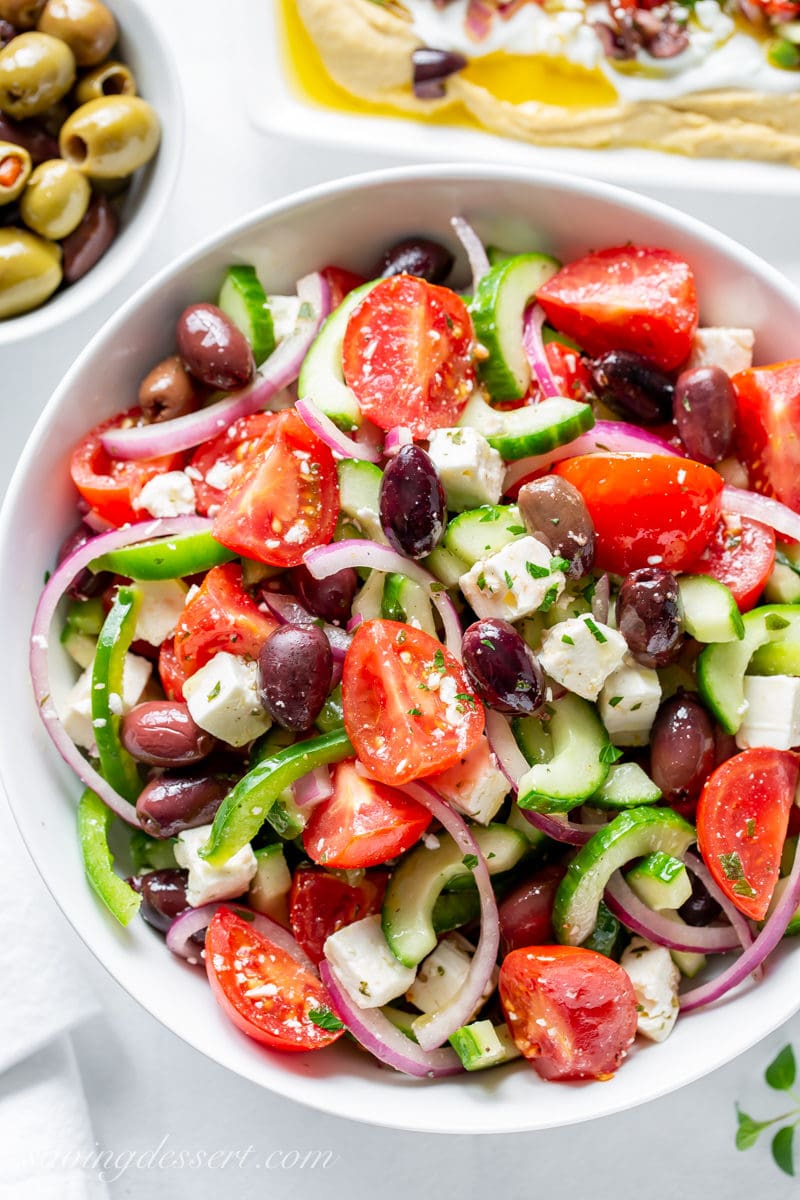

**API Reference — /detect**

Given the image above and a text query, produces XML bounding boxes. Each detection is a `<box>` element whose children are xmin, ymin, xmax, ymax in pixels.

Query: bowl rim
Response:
<box><xmin>5</xmin><ymin>161</ymin><xmax>800</xmax><ymax>1133</ymax></box>
<box><xmin>0</xmin><ymin>0</ymin><xmax>185</xmax><ymax>346</ymax></box>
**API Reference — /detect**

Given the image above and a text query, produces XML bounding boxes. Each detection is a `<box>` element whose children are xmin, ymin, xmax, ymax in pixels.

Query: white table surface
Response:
<box><xmin>5</xmin><ymin>2</ymin><xmax>800</xmax><ymax>1195</ymax></box>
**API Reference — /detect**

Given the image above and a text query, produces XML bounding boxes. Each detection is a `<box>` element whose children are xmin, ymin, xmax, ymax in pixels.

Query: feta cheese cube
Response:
<box><xmin>134</xmin><ymin>470</ymin><xmax>196</xmax><ymax>518</ymax></box>
<box><xmin>324</xmin><ymin>915</ymin><xmax>416</xmax><ymax>1009</ymax></box>
<box><xmin>183</xmin><ymin>652</ymin><xmax>271</xmax><ymax>747</ymax></box>
<box><xmin>736</xmin><ymin>675</ymin><xmax>800</xmax><ymax>751</ymax></box>
<box><xmin>58</xmin><ymin>652</ymin><xmax>152</xmax><ymax>750</ymax></box>
<box><xmin>407</xmin><ymin>934</ymin><xmax>472</xmax><ymax>1015</ymax></box>
<box><xmin>174</xmin><ymin>824</ymin><xmax>257</xmax><ymax>908</ymax></box>
<box><xmin>621</xmin><ymin>937</ymin><xmax>681</xmax><ymax>1043</ymax></box>
<box><xmin>427</xmin><ymin>427</ymin><xmax>505</xmax><ymax>512</ymax></box>
<box><xmin>538</xmin><ymin>615</ymin><xmax>627</xmax><ymax>701</ymax></box>
<box><xmin>267</xmin><ymin>294</ymin><xmax>301</xmax><ymax>343</ymax></box>
<box><xmin>599</xmin><ymin>662</ymin><xmax>661</xmax><ymax>746</ymax></box>
<box><xmin>427</xmin><ymin>737</ymin><xmax>509</xmax><ymax>824</ymax></box>
<box><xmin>134</xmin><ymin>579</ymin><xmax>189</xmax><ymax>646</ymax></box>
<box><xmin>460</xmin><ymin>535</ymin><xmax>565</xmax><ymax>622</ymax></box>
<box><xmin>687</xmin><ymin>327</ymin><xmax>754</xmax><ymax>377</ymax></box>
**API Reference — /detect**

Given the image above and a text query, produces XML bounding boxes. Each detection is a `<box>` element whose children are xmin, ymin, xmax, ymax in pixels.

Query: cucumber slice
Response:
<box><xmin>249</xmin><ymin>844</ymin><xmax>291</xmax><ymax>923</ymax></box>
<box><xmin>448</xmin><ymin>1020</ymin><xmax>521</xmax><ymax>1071</ymax></box>
<box><xmin>626</xmin><ymin>851</ymin><xmax>691</xmax><ymax>911</ymax></box>
<box><xmin>315</xmin><ymin>683</ymin><xmax>344</xmax><ymax>734</ymax></box>
<box><xmin>470</xmin><ymin>253</ymin><xmax>561</xmax><ymax>400</ymax></box>
<box><xmin>442</xmin><ymin>504</ymin><xmax>522</xmax><ymax>568</ymax></box>
<box><xmin>458</xmin><ymin>391</ymin><xmax>594</xmax><ymax>461</ymax></box>
<box><xmin>697</xmin><ymin>604</ymin><xmax>800</xmax><ymax>733</ymax></box>
<box><xmin>63</xmin><ymin>596</ymin><xmax>105</xmax><ymax>636</ymax></box>
<box><xmin>218</xmin><ymin>265</ymin><xmax>275</xmax><ymax>365</ymax></box>
<box><xmin>517</xmin><ymin>693</ymin><xmax>610</xmax><ymax>814</ymax></box>
<box><xmin>678</xmin><ymin>575</ymin><xmax>744</xmax><ymax>644</ymax></box>
<box><xmin>381</xmin><ymin>573</ymin><xmax>436</xmax><ymax>635</ymax></box>
<box><xmin>513</xmin><ymin>713</ymin><xmax>552</xmax><ymax>764</ymax></box>
<box><xmin>432</xmin><ymin>888</ymin><xmax>481</xmax><ymax>935</ymax></box>
<box><xmin>553</xmin><ymin>806</ymin><xmax>695</xmax><ymax>946</ymax></box>
<box><xmin>591</xmin><ymin>762</ymin><xmax>662</xmax><ymax>810</ymax></box>
<box><xmin>298</xmin><ymin>280</ymin><xmax>378</xmax><ymax>431</ymax></box>
<box><xmin>764</xmin><ymin>559</ymin><xmax>800</xmax><ymax>605</ymax></box>
<box><xmin>581</xmin><ymin>900</ymin><xmax>623</xmax><ymax>959</ymax></box>
<box><xmin>265</xmin><ymin>787</ymin><xmax>307</xmax><ymax>840</ymax></box>
<box><xmin>61</xmin><ymin>627</ymin><xmax>96</xmax><ymax>668</ymax></box>
<box><xmin>382</xmin><ymin>824</ymin><xmax>527</xmax><ymax>967</ymax></box>
<box><xmin>337</xmin><ymin>458</ymin><xmax>384</xmax><ymax>541</ymax></box>
<box><xmin>765</xmin><ymin>875</ymin><xmax>800</xmax><ymax>936</ymax></box>
<box><xmin>352</xmin><ymin>569</ymin><xmax>385</xmax><ymax>622</ymax></box>
<box><xmin>505</xmin><ymin>800</ymin><xmax>550</xmax><ymax>850</ymax></box>
<box><xmin>424</xmin><ymin>543</ymin><xmax>468</xmax><ymax>588</ymax></box>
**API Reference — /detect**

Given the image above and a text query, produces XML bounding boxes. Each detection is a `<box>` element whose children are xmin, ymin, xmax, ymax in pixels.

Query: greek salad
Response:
<box><xmin>30</xmin><ymin>219</ymin><xmax>800</xmax><ymax>1082</ymax></box>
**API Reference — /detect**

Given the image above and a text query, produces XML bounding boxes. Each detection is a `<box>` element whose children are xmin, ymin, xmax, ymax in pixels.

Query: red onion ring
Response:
<box><xmin>31</xmin><ymin>515</ymin><xmax>212</xmax><ymax>826</ymax></box>
<box><xmin>722</xmin><ymin>484</ymin><xmax>800</xmax><ymax>543</ymax></box>
<box><xmin>503</xmin><ymin>421</ymin><xmax>684</xmax><ymax>493</ymax></box>
<box><xmin>292</xmin><ymin>764</ymin><xmax>333</xmax><ymax>810</ymax></box>
<box><xmin>259</xmin><ymin>591</ymin><xmax>352</xmax><ymax>662</ymax></box>
<box><xmin>451</xmin><ymin>215</ymin><xmax>489</xmax><ymax>288</ymax></box>
<box><xmin>383</xmin><ymin>427</ymin><xmax>413</xmax><ymax>457</ymax></box>
<box><xmin>484</xmin><ymin>709</ymin><xmax>529</xmax><ymax>789</ymax></box>
<box><xmin>167</xmin><ymin>901</ymin><xmax>316</xmax><ymax>972</ymax></box>
<box><xmin>100</xmin><ymin>273</ymin><xmax>330</xmax><ymax>460</ymax></box>
<box><xmin>604</xmin><ymin>872</ymin><xmax>740</xmax><ymax>954</ymax></box>
<box><xmin>522</xmin><ymin>304</ymin><xmax>560</xmax><ymax>399</ymax></box>
<box><xmin>295</xmin><ymin>398</ymin><xmax>379</xmax><ymax>463</ymax></box>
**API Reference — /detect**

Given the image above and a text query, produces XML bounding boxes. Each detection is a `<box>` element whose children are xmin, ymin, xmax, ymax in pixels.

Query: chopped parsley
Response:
<box><xmin>539</xmin><ymin>584</ymin><xmax>559</xmax><ymax>613</ymax></box>
<box><xmin>766</xmin><ymin>613</ymin><xmax>791</xmax><ymax>632</ymax></box>
<box><xmin>308</xmin><ymin>1007</ymin><xmax>344</xmax><ymax>1032</ymax></box>
<box><xmin>504</xmin><ymin>569</ymin><xmax>514</xmax><ymax>590</ymax></box>
<box><xmin>433</xmin><ymin>649</ymin><xmax>446</xmax><ymax>671</ymax></box>
<box><xmin>746</xmin><ymin>818</ymin><xmax>756</xmax><ymax>838</ymax></box>
<box><xmin>561</xmin><ymin>634</ymin><xmax>575</xmax><ymax>646</ymax></box>
<box><xmin>599</xmin><ymin>743</ymin><xmax>623</xmax><ymax>765</ymax></box>
<box><xmin>207</xmin><ymin>681</ymin><xmax>221</xmax><ymax>701</ymax></box>
<box><xmin>584</xmin><ymin>617</ymin><xmax>607</xmax><ymax>644</ymax></box>
<box><xmin>550</xmin><ymin>556</ymin><xmax>571</xmax><ymax>573</ymax></box>
<box><xmin>407</xmin><ymin>707</ymin><xmax>422</xmax><ymax>717</ymax></box>
<box><xmin>479</xmin><ymin>508</ymin><xmax>499</xmax><ymax>523</ymax></box>
<box><xmin>506</xmin><ymin>524</ymin><xmax>526</xmax><ymax>535</ymax></box>
<box><xmin>525</xmin><ymin>561</ymin><xmax>550</xmax><ymax>580</ymax></box>
<box><xmin>719</xmin><ymin>851</ymin><xmax>748</xmax><ymax>881</ymax></box>
<box><xmin>462</xmin><ymin>853</ymin><xmax>479</xmax><ymax>870</ymax></box>
<box><xmin>733</xmin><ymin>879</ymin><xmax>757</xmax><ymax>899</ymax></box>
<box><xmin>455</xmin><ymin>693</ymin><xmax>476</xmax><ymax>707</ymax></box>
<box><xmin>608</xmin><ymin>696</ymin><xmax>623</xmax><ymax>708</ymax></box>
<box><xmin>630</xmin><ymin>701</ymin><xmax>642</xmax><ymax>712</ymax></box>
<box><xmin>396</xmin><ymin>630</ymin><xmax>407</xmax><ymax>645</ymax></box>
<box><xmin>480</xmin><ymin>638</ymin><xmax>495</xmax><ymax>650</ymax></box>
<box><xmin>476</xmin><ymin>572</ymin><xmax>487</xmax><ymax>592</ymax></box>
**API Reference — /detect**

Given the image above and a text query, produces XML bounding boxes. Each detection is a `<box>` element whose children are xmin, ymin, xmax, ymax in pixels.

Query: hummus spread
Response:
<box><xmin>293</xmin><ymin>0</ymin><xmax>800</xmax><ymax>165</ymax></box>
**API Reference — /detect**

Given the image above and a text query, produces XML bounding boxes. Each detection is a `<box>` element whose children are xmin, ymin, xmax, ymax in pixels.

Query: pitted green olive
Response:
<box><xmin>58</xmin><ymin>95</ymin><xmax>159</xmax><ymax>178</ymax></box>
<box><xmin>0</xmin><ymin>0</ymin><xmax>46</xmax><ymax>29</ymax></box>
<box><xmin>75</xmin><ymin>59</ymin><xmax>135</xmax><ymax>104</ymax></box>
<box><xmin>0</xmin><ymin>31</ymin><xmax>75</xmax><ymax>119</ymax></box>
<box><xmin>38</xmin><ymin>0</ymin><xmax>117</xmax><ymax>68</ymax></box>
<box><xmin>20</xmin><ymin>156</ymin><xmax>89</xmax><ymax>237</ymax></box>
<box><xmin>0</xmin><ymin>225</ymin><xmax>61</xmax><ymax>317</ymax></box>
<box><xmin>0</xmin><ymin>138</ymin><xmax>31</xmax><ymax>202</ymax></box>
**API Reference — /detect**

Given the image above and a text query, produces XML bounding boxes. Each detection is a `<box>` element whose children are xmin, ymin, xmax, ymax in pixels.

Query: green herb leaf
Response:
<box><xmin>479</xmin><ymin>508</ymin><xmax>499</xmax><ymax>523</ymax></box>
<box><xmin>308</xmin><ymin>1007</ymin><xmax>344</xmax><ymax>1032</ymax></box>
<box><xmin>719</xmin><ymin>851</ymin><xmax>746</xmax><ymax>880</ymax></box>
<box><xmin>766</xmin><ymin>1045</ymin><xmax>797</xmax><ymax>1092</ymax></box>
<box><xmin>407</xmin><ymin>707</ymin><xmax>422</xmax><ymax>717</ymax></box>
<box><xmin>504</xmin><ymin>569</ymin><xmax>514</xmax><ymax>590</ymax></box>
<box><xmin>561</xmin><ymin>634</ymin><xmax>574</xmax><ymax>646</ymax></box>
<box><xmin>525</xmin><ymin>561</ymin><xmax>549</xmax><ymax>579</ymax></box>
<box><xmin>550</xmin><ymin>556</ymin><xmax>570</xmax><ymax>573</ymax></box>
<box><xmin>584</xmin><ymin>617</ymin><xmax>607</xmax><ymax>644</ymax></box>
<box><xmin>433</xmin><ymin>649</ymin><xmax>445</xmax><ymax>671</ymax></box>
<box><xmin>608</xmin><ymin>696</ymin><xmax>623</xmax><ymax>708</ymax></box>
<box><xmin>766</xmin><ymin>613</ymin><xmax>791</xmax><ymax>632</ymax></box>
<box><xmin>735</xmin><ymin>1107</ymin><xmax>774</xmax><ymax>1151</ymax></box>
<box><xmin>207</xmin><ymin>680</ymin><xmax>221</xmax><ymax>701</ymax></box>
<box><xmin>462</xmin><ymin>853</ymin><xmax>478</xmax><ymax>870</ymax></box>
<box><xmin>506</xmin><ymin>524</ymin><xmax>526</xmax><ymax>535</ymax></box>
<box><xmin>480</xmin><ymin>638</ymin><xmax>495</xmax><ymax>650</ymax></box>
<box><xmin>539</xmin><ymin>584</ymin><xmax>559</xmax><ymax>613</ymax></box>
<box><xmin>476</xmin><ymin>572</ymin><xmax>487</xmax><ymax>592</ymax></box>
<box><xmin>599</xmin><ymin>744</ymin><xmax>623</xmax><ymax>765</ymax></box>
<box><xmin>772</xmin><ymin>1126</ymin><xmax>796</xmax><ymax>1176</ymax></box>
<box><xmin>746</xmin><ymin>818</ymin><xmax>756</xmax><ymax>838</ymax></box>
<box><xmin>733</xmin><ymin>879</ymin><xmax>757</xmax><ymax>898</ymax></box>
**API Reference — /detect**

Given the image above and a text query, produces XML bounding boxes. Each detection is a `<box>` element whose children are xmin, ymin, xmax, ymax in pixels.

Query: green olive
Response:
<box><xmin>20</xmin><ymin>157</ymin><xmax>89</xmax><ymax>237</ymax></box>
<box><xmin>38</xmin><ymin>0</ymin><xmax>117</xmax><ymax>68</ymax></box>
<box><xmin>0</xmin><ymin>0</ymin><xmax>46</xmax><ymax>30</ymax></box>
<box><xmin>75</xmin><ymin>59</ymin><xmax>135</xmax><ymax>104</ymax></box>
<box><xmin>0</xmin><ymin>31</ymin><xmax>75</xmax><ymax>119</ymax></box>
<box><xmin>0</xmin><ymin>225</ymin><xmax>61</xmax><ymax>317</ymax></box>
<box><xmin>0</xmin><ymin>138</ymin><xmax>31</xmax><ymax>202</ymax></box>
<box><xmin>59</xmin><ymin>95</ymin><xmax>159</xmax><ymax>179</ymax></box>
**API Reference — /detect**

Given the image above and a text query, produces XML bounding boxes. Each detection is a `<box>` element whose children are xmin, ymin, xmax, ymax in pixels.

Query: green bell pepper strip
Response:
<box><xmin>91</xmin><ymin>585</ymin><xmax>142</xmax><ymax>803</ymax></box>
<box><xmin>78</xmin><ymin>789</ymin><xmax>141</xmax><ymax>925</ymax></box>
<box><xmin>201</xmin><ymin>728</ymin><xmax>353</xmax><ymax>866</ymax></box>
<box><xmin>88</xmin><ymin>531</ymin><xmax>235</xmax><ymax>581</ymax></box>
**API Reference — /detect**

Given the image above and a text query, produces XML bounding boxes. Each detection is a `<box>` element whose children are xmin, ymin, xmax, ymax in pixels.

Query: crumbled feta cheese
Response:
<box><xmin>204</xmin><ymin>459</ymin><xmax>238</xmax><ymax>492</ymax></box>
<box><xmin>427</xmin><ymin>737</ymin><xmax>509</xmax><ymax>824</ymax></box>
<box><xmin>460</xmin><ymin>535</ymin><xmax>565</xmax><ymax>622</ymax></box>
<box><xmin>174</xmin><ymin>824</ymin><xmax>257</xmax><ymax>907</ymax></box>
<box><xmin>134</xmin><ymin>471</ymin><xmax>196</xmax><ymax>518</ymax></box>
<box><xmin>621</xmin><ymin>937</ymin><xmax>681</xmax><ymax>1043</ymax></box>
<box><xmin>183</xmin><ymin>652</ymin><xmax>271</xmax><ymax>747</ymax></box>
<box><xmin>134</xmin><ymin>579</ymin><xmax>189</xmax><ymax>646</ymax></box>
<box><xmin>538</xmin><ymin>615</ymin><xmax>627</xmax><ymax>701</ymax></box>
<box><xmin>599</xmin><ymin>662</ymin><xmax>661</xmax><ymax>746</ymax></box>
<box><xmin>324</xmin><ymin>915</ymin><xmax>416</xmax><ymax>1009</ymax></box>
<box><xmin>407</xmin><ymin>933</ymin><xmax>491</xmax><ymax>1016</ymax></box>
<box><xmin>736</xmin><ymin>675</ymin><xmax>800</xmax><ymax>752</ymax></box>
<box><xmin>427</xmin><ymin>427</ymin><xmax>505</xmax><ymax>512</ymax></box>
<box><xmin>687</xmin><ymin>327</ymin><xmax>754</xmax><ymax>377</ymax></box>
<box><xmin>267</xmin><ymin>294</ymin><xmax>302</xmax><ymax>343</ymax></box>
<box><xmin>57</xmin><ymin>652</ymin><xmax>152</xmax><ymax>750</ymax></box>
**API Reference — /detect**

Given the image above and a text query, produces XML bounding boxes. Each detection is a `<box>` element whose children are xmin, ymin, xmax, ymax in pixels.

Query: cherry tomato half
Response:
<box><xmin>342</xmin><ymin>275</ymin><xmax>476</xmax><ymax>437</ymax></box>
<box><xmin>289</xmin><ymin>866</ymin><xmax>388</xmax><ymax>965</ymax></box>
<box><xmin>554</xmin><ymin>454</ymin><xmax>723</xmax><ymax>575</ymax></box>
<box><xmin>537</xmin><ymin>246</ymin><xmax>698</xmax><ymax>372</ymax></box>
<box><xmin>188</xmin><ymin>413</ymin><xmax>277</xmax><ymax>517</ymax></box>
<box><xmin>498</xmin><ymin>945</ymin><xmax>638</xmax><ymax>1081</ymax></box>
<box><xmin>733</xmin><ymin>360</ymin><xmax>800</xmax><ymax>513</ymax></box>
<box><xmin>686</xmin><ymin>513</ymin><xmax>775</xmax><ymax>611</ymax></box>
<box><xmin>321</xmin><ymin>264</ymin><xmax>367</xmax><ymax>309</ymax></box>
<box><xmin>173</xmin><ymin>562</ymin><xmax>276</xmax><ymax>676</ymax></box>
<box><xmin>157</xmin><ymin>638</ymin><xmax>191</xmax><ymax>701</ymax></box>
<box><xmin>342</xmin><ymin>620</ymin><xmax>485</xmax><ymax>785</ymax></box>
<box><xmin>497</xmin><ymin>865</ymin><xmax>567</xmax><ymax>955</ymax></box>
<box><xmin>204</xmin><ymin>908</ymin><xmax>343</xmax><ymax>1052</ymax></box>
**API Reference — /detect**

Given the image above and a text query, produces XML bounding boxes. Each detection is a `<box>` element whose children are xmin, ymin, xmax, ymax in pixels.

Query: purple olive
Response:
<box><xmin>57</xmin><ymin>522</ymin><xmax>111</xmax><ymax>600</ymax></box>
<box><xmin>678</xmin><ymin>871</ymin><xmax>722</xmax><ymax>927</ymax></box>
<box><xmin>257</xmin><ymin>625</ymin><xmax>332</xmax><ymax>731</ymax></box>
<box><xmin>673</xmin><ymin>365</ymin><xmax>736</xmax><ymax>465</ymax></box>
<box><xmin>135</xmin><ymin>771</ymin><xmax>231</xmax><ymax>839</ymax></box>
<box><xmin>134</xmin><ymin>868</ymin><xmax>191</xmax><ymax>933</ymax></box>
<box><xmin>649</xmin><ymin>692</ymin><xmax>715</xmax><ymax>804</ymax></box>
<box><xmin>289</xmin><ymin>562</ymin><xmax>358</xmax><ymax>626</ymax></box>
<box><xmin>377</xmin><ymin>236</ymin><xmax>454</xmax><ymax>284</ymax></box>
<box><xmin>616</xmin><ymin>567</ymin><xmax>684</xmax><ymax>667</ymax></box>
<box><xmin>412</xmin><ymin>46</ymin><xmax>467</xmax><ymax>99</ymax></box>
<box><xmin>517</xmin><ymin>476</ymin><xmax>596</xmax><ymax>579</ymax></box>
<box><xmin>462</xmin><ymin>618</ymin><xmax>545</xmax><ymax>716</ymax></box>
<box><xmin>379</xmin><ymin>444</ymin><xmax>446</xmax><ymax>560</ymax></box>
<box><xmin>176</xmin><ymin>302</ymin><xmax>254</xmax><ymax>391</ymax></box>
<box><xmin>120</xmin><ymin>701</ymin><xmax>216</xmax><ymax>767</ymax></box>
<box><xmin>61</xmin><ymin>193</ymin><xmax>118</xmax><ymax>283</ymax></box>
<box><xmin>589</xmin><ymin>350</ymin><xmax>674</xmax><ymax>424</ymax></box>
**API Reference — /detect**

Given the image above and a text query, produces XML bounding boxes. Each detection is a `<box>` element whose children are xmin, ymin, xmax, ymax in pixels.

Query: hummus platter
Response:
<box><xmin>292</xmin><ymin>0</ymin><xmax>800</xmax><ymax>165</ymax></box>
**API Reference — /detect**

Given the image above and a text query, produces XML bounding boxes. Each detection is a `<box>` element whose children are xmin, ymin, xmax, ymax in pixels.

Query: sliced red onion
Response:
<box><xmin>355</xmin><ymin>418</ymin><xmax>385</xmax><ymax>457</ymax></box>
<box><xmin>523</xmin><ymin>304</ymin><xmax>560</xmax><ymax>399</ymax></box>
<box><xmin>292</xmin><ymin>764</ymin><xmax>333</xmax><ymax>810</ymax></box>
<box><xmin>451</xmin><ymin>215</ymin><xmax>489</xmax><ymax>289</ymax></box>
<box><xmin>604</xmin><ymin>872</ymin><xmax>740</xmax><ymax>954</ymax></box>
<box><xmin>346</xmin><ymin>612</ymin><xmax>363</xmax><ymax>634</ymax></box>
<box><xmin>260</xmin><ymin>591</ymin><xmax>352</xmax><ymax>662</ymax></box>
<box><xmin>519</xmin><ymin>808</ymin><xmax>596</xmax><ymax>845</ymax></box>
<box><xmin>82</xmin><ymin>509</ymin><xmax>113</xmax><ymax>534</ymax></box>
<box><xmin>722</xmin><ymin>484</ymin><xmax>800</xmax><ymax>543</ymax></box>
<box><xmin>295</xmin><ymin>398</ymin><xmax>379</xmax><ymax>463</ymax></box>
<box><xmin>484</xmin><ymin>709</ymin><xmax>529</xmax><ymax>788</ymax></box>
<box><xmin>503</xmin><ymin>420</ymin><xmax>684</xmax><ymax>492</ymax></box>
<box><xmin>683</xmin><ymin>850</ymin><xmax>759</xmax><ymax>970</ymax></box>
<box><xmin>679</xmin><ymin>840</ymin><xmax>800</xmax><ymax>1012</ymax></box>
<box><xmin>591</xmin><ymin>573</ymin><xmax>610</xmax><ymax>624</ymax></box>
<box><xmin>319</xmin><ymin>960</ymin><xmax>462</xmax><ymax>1077</ymax></box>
<box><xmin>167</xmin><ymin>901</ymin><xmax>317</xmax><ymax>973</ymax></box>
<box><xmin>101</xmin><ymin>273</ymin><xmax>330</xmax><ymax>460</ymax></box>
<box><xmin>304</xmin><ymin>539</ymin><xmax>435</xmax><ymax>591</ymax></box>
<box><xmin>431</xmin><ymin>589</ymin><xmax>463</xmax><ymax>661</ymax></box>
<box><xmin>31</xmin><ymin>515</ymin><xmax>212</xmax><ymax>826</ymax></box>
<box><xmin>383</xmin><ymin>426</ymin><xmax>413</xmax><ymax>457</ymax></box>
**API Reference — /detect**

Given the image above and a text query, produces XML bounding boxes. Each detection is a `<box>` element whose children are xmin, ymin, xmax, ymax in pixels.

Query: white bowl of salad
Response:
<box><xmin>6</xmin><ymin>163</ymin><xmax>800</xmax><ymax>1134</ymax></box>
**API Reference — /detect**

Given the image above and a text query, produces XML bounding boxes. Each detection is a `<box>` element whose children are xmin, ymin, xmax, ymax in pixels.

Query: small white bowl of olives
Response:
<box><xmin>0</xmin><ymin>0</ymin><xmax>182</xmax><ymax>341</ymax></box>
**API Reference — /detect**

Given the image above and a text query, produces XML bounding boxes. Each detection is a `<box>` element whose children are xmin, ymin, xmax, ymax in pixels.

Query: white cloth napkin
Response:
<box><xmin>0</xmin><ymin>797</ymin><xmax>107</xmax><ymax>1200</ymax></box>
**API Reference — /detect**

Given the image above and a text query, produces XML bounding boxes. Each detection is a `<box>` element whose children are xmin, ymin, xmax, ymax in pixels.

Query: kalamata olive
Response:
<box><xmin>678</xmin><ymin>871</ymin><xmax>722</xmax><ymax>927</ymax></box>
<box><xmin>516</xmin><ymin>475</ymin><xmax>596</xmax><ymax>578</ymax></box>
<box><xmin>589</xmin><ymin>350</ymin><xmax>674</xmax><ymax>424</ymax></box>
<box><xmin>139</xmin><ymin>355</ymin><xmax>201</xmax><ymax>422</ymax></box>
<box><xmin>411</xmin><ymin>47</ymin><xmax>467</xmax><ymax>99</ymax></box>
<box><xmin>57</xmin><ymin>521</ymin><xmax>111</xmax><ymax>599</ymax></box>
<box><xmin>136</xmin><ymin>770</ymin><xmax>230</xmax><ymax>839</ymax></box>
<box><xmin>379</xmin><ymin>444</ymin><xmax>446</xmax><ymax>559</ymax></box>
<box><xmin>616</xmin><ymin>567</ymin><xmax>684</xmax><ymax>667</ymax></box>
<box><xmin>176</xmin><ymin>301</ymin><xmax>254</xmax><ymax>392</ymax></box>
<box><xmin>136</xmin><ymin>868</ymin><xmax>190</xmax><ymax>933</ymax></box>
<box><xmin>376</xmin><ymin>235</ymin><xmax>454</xmax><ymax>284</ymax></box>
<box><xmin>61</xmin><ymin>191</ymin><xmax>117</xmax><ymax>282</ymax></box>
<box><xmin>649</xmin><ymin>692</ymin><xmax>715</xmax><ymax>804</ymax></box>
<box><xmin>0</xmin><ymin>110</ymin><xmax>57</xmax><ymax>161</ymax></box>
<box><xmin>120</xmin><ymin>701</ymin><xmax>216</xmax><ymax>767</ymax></box>
<box><xmin>289</xmin><ymin>562</ymin><xmax>358</xmax><ymax>626</ymax></box>
<box><xmin>673</xmin><ymin>365</ymin><xmax>736</xmax><ymax>464</ymax></box>
<box><xmin>462</xmin><ymin>618</ymin><xmax>545</xmax><ymax>715</ymax></box>
<box><xmin>257</xmin><ymin>625</ymin><xmax>333</xmax><ymax>731</ymax></box>
<box><xmin>498</xmin><ymin>864</ymin><xmax>566</xmax><ymax>954</ymax></box>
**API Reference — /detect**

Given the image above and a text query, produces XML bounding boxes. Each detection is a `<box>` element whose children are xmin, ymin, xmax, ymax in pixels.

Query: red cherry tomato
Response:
<box><xmin>157</xmin><ymin>639</ymin><xmax>191</xmax><ymax>701</ymax></box>
<box><xmin>498</xmin><ymin>864</ymin><xmax>567</xmax><ymax>954</ymax></box>
<box><xmin>541</xmin><ymin>340</ymin><xmax>595</xmax><ymax>402</ymax></box>
<box><xmin>204</xmin><ymin>908</ymin><xmax>343</xmax><ymax>1052</ymax></box>
<box><xmin>686</xmin><ymin>514</ymin><xmax>775</xmax><ymax>611</ymax></box>
<box><xmin>69</xmin><ymin>407</ymin><xmax>185</xmax><ymax>527</ymax></box>
<box><xmin>289</xmin><ymin>866</ymin><xmax>388</xmax><ymax>965</ymax></box>
<box><xmin>697</xmin><ymin>748</ymin><xmax>800</xmax><ymax>920</ymax></box>
<box><xmin>554</xmin><ymin>454</ymin><xmax>723</xmax><ymax>575</ymax></box>
<box><xmin>188</xmin><ymin>413</ymin><xmax>277</xmax><ymax>517</ymax></box>
<box><xmin>342</xmin><ymin>620</ymin><xmax>485</xmax><ymax>785</ymax></box>
<box><xmin>321</xmin><ymin>264</ymin><xmax>367</xmax><ymax>308</ymax></box>
<box><xmin>342</xmin><ymin>275</ymin><xmax>476</xmax><ymax>436</ymax></box>
<box><xmin>302</xmin><ymin>760</ymin><xmax>431</xmax><ymax>869</ymax></box>
<box><xmin>212</xmin><ymin>409</ymin><xmax>338</xmax><ymax>568</ymax></box>
<box><xmin>173</xmin><ymin>562</ymin><xmax>276</xmax><ymax>676</ymax></box>
<box><xmin>498</xmin><ymin>945</ymin><xmax>638</xmax><ymax>1082</ymax></box>
<box><xmin>733</xmin><ymin>360</ymin><xmax>800</xmax><ymax>513</ymax></box>
<box><xmin>537</xmin><ymin>246</ymin><xmax>698</xmax><ymax>372</ymax></box>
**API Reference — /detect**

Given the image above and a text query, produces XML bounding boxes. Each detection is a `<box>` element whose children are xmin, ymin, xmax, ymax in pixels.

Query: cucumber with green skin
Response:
<box><xmin>381</xmin><ymin>573</ymin><xmax>436</xmax><ymax>636</ymax></box>
<box><xmin>448</xmin><ymin>1020</ymin><xmax>521</xmax><ymax>1071</ymax></box>
<box><xmin>424</xmin><ymin>543</ymin><xmax>468</xmax><ymax>588</ymax></box>
<box><xmin>591</xmin><ymin>762</ymin><xmax>661</xmax><ymax>811</ymax></box>
<box><xmin>298</xmin><ymin>280</ymin><xmax>379</xmax><ymax>431</ymax></box>
<box><xmin>678</xmin><ymin>575</ymin><xmax>744</xmax><ymax>644</ymax></box>
<box><xmin>442</xmin><ymin>503</ymin><xmax>523</xmax><ymax>569</ymax></box>
<box><xmin>458</xmin><ymin>391</ymin><xmax>594</xmax><ymax>462</ymax></box>
<box><xmin>626</xmin><ymin>851</ymin><xmax>691</xmax><ymax>911</ymax></box>
<box><xmin>516</xmin><ymin>693</ymin><xmax>610</xmax><ymax>814</ymax></box>
<box><xmin>218</xmin><ymin>265</ymin><xmax>275</xmax><ymax>365</ymax></box>
<box><xmin>337</xmin><ymin>458</ymin><xmax>383</xmax><ymax>540</ymax></box>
